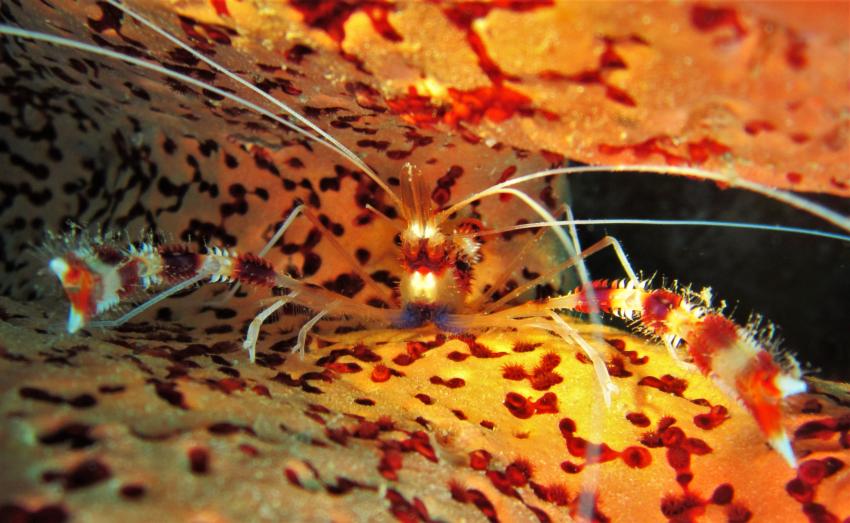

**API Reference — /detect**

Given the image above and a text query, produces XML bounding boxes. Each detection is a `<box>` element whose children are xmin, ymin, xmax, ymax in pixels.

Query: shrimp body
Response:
<box><xmin>48</xmin><ymin>193</ymin><xmax>808</xmax><ymax>468</ymax></box>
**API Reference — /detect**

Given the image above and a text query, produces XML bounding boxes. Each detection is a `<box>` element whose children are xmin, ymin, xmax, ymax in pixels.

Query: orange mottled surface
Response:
<box><xmin>224</xmin><ymin>0</ymin><xmax>849</xmax><ymax>194</ymax></box>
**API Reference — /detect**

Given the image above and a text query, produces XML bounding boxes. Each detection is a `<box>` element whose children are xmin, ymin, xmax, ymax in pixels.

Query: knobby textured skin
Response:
<box><xmin>0</xmin><ymin>1</ymin><xmax>849</xmax><ymax>521</ymax></box>
<box><xmin>0</xmin><ymin>297</ymin><xmax>848</xmax><ymax>522</ymax></box>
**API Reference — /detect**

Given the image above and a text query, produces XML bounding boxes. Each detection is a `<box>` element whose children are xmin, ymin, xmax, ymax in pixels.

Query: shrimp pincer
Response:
<box><xmin>449</xmin><ymin>279</ymin><xmax>807</xmax><ymax>467</ymax></box>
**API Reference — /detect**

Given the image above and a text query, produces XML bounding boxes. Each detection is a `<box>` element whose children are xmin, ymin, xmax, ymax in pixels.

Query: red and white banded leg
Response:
<box><xmin>49</xmin><ymin>237</ymin><xmax>399</xmax><ymax>336</ymax></box>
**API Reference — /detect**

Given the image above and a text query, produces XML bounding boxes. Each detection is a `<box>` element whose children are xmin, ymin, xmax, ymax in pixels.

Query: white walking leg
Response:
<box><xmin>242</xmin><ymin>293</ymin><xmax>298</xmax><ymax>363</ymax></box>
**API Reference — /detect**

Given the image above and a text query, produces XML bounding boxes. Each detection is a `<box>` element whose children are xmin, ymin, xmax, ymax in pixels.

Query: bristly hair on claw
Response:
<box><xmin>41</xmin><ymin>223</ymin><xmax>203</xmax><ymax>333</ymax></box>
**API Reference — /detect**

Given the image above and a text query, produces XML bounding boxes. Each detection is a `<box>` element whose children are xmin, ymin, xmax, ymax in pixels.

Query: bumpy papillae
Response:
<box><xmin>0</xmin><ymin>298</ymin><xmax>847</xmax><ymax>522</ymax></box>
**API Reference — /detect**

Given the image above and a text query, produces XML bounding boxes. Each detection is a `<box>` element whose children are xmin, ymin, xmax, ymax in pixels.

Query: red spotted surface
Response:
<box><xmin>2</xmin><ymin>295</ymin><xmax>850</xmax><ymax>520</ymax></box>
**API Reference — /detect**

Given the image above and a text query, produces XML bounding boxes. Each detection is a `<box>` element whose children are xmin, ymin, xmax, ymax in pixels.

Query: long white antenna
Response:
<box><xmin>473</xmin><ymin>219</ymin><xmax>850</xmax><ymax>242</ymax></box>
<box><xmin>105</xmin><ymin>0</ymin><xmax>403</xmax><ymax>209</ymax></box>
<box><xmin>438</xmin><ymin>165</ymin><xmax>850</xmax><ymax>233</ymax></box>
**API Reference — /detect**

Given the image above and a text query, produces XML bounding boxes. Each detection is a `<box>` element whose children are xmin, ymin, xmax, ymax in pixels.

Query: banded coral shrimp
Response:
<box><xmin>1</xmin><ymin>1</ymin><xmax>849</xmax><ymax>522</ymax></box>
